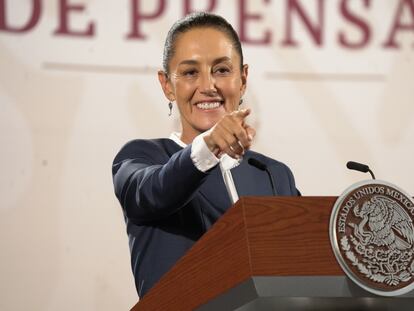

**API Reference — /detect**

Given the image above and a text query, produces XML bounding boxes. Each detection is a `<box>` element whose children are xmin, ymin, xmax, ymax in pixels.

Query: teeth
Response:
<box><xmin>196</xmin><ymin>102</ymin><xmax>221</xmax><ymax>110</ymax></box>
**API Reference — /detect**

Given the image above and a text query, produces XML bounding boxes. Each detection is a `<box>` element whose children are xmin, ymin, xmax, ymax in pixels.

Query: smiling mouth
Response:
<box><xmin>195</xmin><ymin>101</ymin><xmax>223</xmax><ymax>110</ymax></box>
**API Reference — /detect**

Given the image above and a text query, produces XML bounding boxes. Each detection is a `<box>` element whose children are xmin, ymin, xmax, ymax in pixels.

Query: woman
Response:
<box><xmin>112</xmin><ymin>12</ymin><xmax>299</xmax><ymax>298</ymax></box>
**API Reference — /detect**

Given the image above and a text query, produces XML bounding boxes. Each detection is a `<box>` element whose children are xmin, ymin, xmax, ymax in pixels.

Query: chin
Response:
<box><xmin>196</xmin><ymin>120</ymin><xmax>218</xmax><ymax>133</ymax></box>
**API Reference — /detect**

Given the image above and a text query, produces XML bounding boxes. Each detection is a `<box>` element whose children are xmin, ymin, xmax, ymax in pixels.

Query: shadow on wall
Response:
<box><xmin>0</xmin><ymin>42</ymin><xmax>84</xmax><ymax>310</ymax></box>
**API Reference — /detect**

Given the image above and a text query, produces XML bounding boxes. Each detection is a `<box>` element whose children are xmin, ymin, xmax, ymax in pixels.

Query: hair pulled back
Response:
<box><xmin>162</xmin><ymin>12</ymin><xmax>244</xmax><ymax>75</ymax></box>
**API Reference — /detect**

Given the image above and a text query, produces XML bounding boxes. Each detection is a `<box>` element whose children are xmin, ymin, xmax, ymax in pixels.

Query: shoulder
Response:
<box><xmin>119</xmin><ymin>138</ymin><xmax>169</xmax><ymax>153</ymax></box>
<box><xmin>247</xmin><ymin>150</ymin><xmax>291</xmax><ymax>172</ymax></box>
<box><xmin>246</xmin><ymin>150</ymin><xmax>298</xmax><ymax>195</ymax></box>
<box><xmin>113</xmin><ymin>138</ymin><xmax>180</xmax><ymax>164</ymax></box>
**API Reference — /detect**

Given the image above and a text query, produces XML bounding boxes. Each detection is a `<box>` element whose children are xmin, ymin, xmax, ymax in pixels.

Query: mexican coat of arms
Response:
<box><xmin>330</xmin><ymin>180</ymin><xmax>414</xmax><ymax>296</ymax></box>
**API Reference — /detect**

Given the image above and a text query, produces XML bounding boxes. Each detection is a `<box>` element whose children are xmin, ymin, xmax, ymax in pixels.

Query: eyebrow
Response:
<box><xmin>177</xmin><ymin>56</ymin><xmax>232</xmax><ymax>67</ymax></box>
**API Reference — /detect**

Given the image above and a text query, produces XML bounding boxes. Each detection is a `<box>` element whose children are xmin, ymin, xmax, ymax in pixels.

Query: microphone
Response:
<box><xmin>248</xmin><ymin>158</ymin><xmax>277</xmax><ymax>196</ymax></box>
<box><xmin>346</xmin><ymin>161</ymin><xmax>376</xmax><ymax>179</ymax></box>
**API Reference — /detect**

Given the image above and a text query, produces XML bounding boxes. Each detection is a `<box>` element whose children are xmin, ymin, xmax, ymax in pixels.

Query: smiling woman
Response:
<box><xmin>158</xmin><ymin>26</ymin><xmax>250</xmax><ymax>153</ymax></box>
<box><xmin>112</xmin><ymin>12</ymin><xmax>300</xmax><ymax>299</ymax></box>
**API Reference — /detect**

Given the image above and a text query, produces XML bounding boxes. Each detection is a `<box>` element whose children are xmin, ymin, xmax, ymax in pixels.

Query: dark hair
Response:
<box><xmin>162</xmin><ymin>12</ymin><xmax>244</xmax><ymax>75</ymax></box>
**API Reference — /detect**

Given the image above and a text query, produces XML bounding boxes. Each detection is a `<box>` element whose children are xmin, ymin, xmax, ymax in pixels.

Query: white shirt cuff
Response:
<box><xmin>191</xmin><ymin>132</ymin><xmax>220</xmax><ymax>172</ymax></box>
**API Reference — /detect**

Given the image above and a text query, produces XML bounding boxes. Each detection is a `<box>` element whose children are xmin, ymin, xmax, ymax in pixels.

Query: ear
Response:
<box><xmin>240</xmin><ymin>64</ymin><xmax>248</xmax><ymax>96</ymax></box>
<box><xmin>158</xmin><ymin>70</ymin><xmax>175</xmax><ymax>101</ymax></box>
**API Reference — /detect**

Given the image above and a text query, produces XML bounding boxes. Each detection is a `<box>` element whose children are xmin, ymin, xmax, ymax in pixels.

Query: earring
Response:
<box><xmin>168</xmin><ymin>102</ymin><xmax>173</xmax><ymax>116</ymax></box>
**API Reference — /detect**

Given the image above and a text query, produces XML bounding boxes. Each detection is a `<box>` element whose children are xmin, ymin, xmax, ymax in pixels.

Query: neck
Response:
<box><xmin>180</xmin><ymin>132</ymin><xmax>197</xmax><ymax>145</ymax></box>
<box><xmin>180</xmin><ymin>122</ymin><xmax>204</xmax><ymax>145</ymax></box>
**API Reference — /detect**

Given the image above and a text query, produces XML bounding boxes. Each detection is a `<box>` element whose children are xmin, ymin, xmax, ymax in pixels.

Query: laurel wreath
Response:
<box><xmin>339</xmin><ymin>236</ymin><xmax>413</xmax><ymax>285</ymax></box>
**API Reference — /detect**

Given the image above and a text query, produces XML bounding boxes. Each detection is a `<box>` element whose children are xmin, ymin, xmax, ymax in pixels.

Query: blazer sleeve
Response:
<box><xmin>112</xmin><ymin>140</ymin><xmax>209</xmax><ymax>222</ymax></box>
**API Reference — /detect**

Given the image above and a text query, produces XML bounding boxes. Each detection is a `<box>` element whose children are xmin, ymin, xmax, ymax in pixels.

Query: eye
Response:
<box><xmin>182</xmin><ymin>69</ymin><xmax>198</xmax><ymax>77</ymax></box>
<box><xmin>213</xmin><ymin>66</ymin><xmax>231</xmax><ymax>75</ymax></box>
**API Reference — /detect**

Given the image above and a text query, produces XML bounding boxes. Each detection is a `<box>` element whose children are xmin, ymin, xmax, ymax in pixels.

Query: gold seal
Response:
<box><xmin>330</xmin><ymin>180</ymin><xmax>414</xmax><ymax>296</ymax></box>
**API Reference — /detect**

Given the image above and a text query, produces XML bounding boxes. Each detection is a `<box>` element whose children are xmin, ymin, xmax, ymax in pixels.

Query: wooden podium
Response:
<box><xmin>131</xmin><ymin>197</ymin><xmax>414</xmax><ymax>310</ymax></box>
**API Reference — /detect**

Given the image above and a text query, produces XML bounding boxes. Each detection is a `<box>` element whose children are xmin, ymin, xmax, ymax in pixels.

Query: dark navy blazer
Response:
<box><xmin>112</xmin><ymin>138</ymin><xmax>298</xmax><ymax>297</ymax></box>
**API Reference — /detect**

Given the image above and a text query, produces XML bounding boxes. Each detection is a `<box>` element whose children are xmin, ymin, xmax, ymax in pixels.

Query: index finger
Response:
<box><xmin>233</xmin><ymin>108</ymin><xmax>251</xmax><ymax>120</ymax></box>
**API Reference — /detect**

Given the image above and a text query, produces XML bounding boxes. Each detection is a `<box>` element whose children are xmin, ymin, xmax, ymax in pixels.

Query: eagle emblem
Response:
<box><xmin>351</xmin><ymin>196</ymin><xmax>414</xmax><ymax>251</ymax></box>
<box><xmin>330</xmin><ymin>181</ymin><xmax>414</xmax><ymax>296</ymax></box>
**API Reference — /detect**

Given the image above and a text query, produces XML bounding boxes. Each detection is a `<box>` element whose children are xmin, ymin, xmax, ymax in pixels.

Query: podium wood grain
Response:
<box><xmin>132</xmin><ymin>196</ymin><xmax>343</xmax><ymax>310</ymax></box>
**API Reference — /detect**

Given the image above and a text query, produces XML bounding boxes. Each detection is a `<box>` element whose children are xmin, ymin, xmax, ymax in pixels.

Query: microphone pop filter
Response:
<box><xmin>346</xmin><ymin>161</ymin><xmax>369</xmax><ymax>173</ymax></box>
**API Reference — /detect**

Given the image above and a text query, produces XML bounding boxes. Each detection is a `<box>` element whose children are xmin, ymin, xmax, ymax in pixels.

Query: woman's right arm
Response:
<box><xmin>113</xmin><ymin>109</ymin><xmax>255</xmax><ymax>222</ymax></box>
<box><xmin>112</xmin><ymin>139</ymin><xmax>208</xmax><ymax>223</ymax></box>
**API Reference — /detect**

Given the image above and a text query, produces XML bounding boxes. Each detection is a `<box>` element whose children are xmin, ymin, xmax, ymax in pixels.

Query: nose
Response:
<box><xmin>199</xmin><ymin>71</ymin><xmax>217</xmax><ymax>95</ymax></box>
